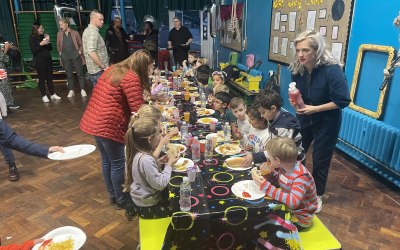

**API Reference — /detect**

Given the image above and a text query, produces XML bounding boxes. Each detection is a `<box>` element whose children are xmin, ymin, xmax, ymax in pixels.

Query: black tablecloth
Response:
<box><xmin>162</xmin><ymin>146</ymin><xmax>301</xmax><ymax>250</ymax></box>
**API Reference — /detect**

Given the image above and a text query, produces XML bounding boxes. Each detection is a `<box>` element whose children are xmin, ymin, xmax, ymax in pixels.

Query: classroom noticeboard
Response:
<box><xmin>268</xmin><ymin>0</ymin><xmax>353</xmax><ymax>65</ymax></box>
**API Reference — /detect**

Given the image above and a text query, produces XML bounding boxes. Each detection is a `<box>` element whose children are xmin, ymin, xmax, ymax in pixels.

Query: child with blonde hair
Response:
<box><xmin>230</xmin><ymin>97</ymin><xmax>251</xmax><ymax>140</ymax></box>
<box><xmin>252</xmin><ymin>137</ymin><xmax>318</xmax><ymax>230</ymax></box>
<box><xmin>130</xmin><ymin>104</ymin><xmax>178</xmax><ymax>157</ymax></box>
<box><xmin>124</xmin><ymin>117</ymin><xmax>178</xmax><ymax>218</ymax></box>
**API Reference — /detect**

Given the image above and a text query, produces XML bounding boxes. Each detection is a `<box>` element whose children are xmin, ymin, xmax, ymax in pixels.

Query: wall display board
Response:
<box><xmin>219</xmin><ymin>3</ymin><xmax>244</xmax><ymax>51</ymax></box>
<box><xmin>269</xmin><ymin>0</ymin><xmax>353</xmax><ymax>65</ymax></box>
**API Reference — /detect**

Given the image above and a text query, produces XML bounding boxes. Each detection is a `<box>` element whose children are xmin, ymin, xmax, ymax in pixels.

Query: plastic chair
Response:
<box><xmin>299</xmin><ymin>215</ymin><xmax>341</xmax><ymax>250</ymax></box>
<box><xmin>137</xmin><ymin>217</ymin><xmax>171</xmax><ymax>250</ymax></box>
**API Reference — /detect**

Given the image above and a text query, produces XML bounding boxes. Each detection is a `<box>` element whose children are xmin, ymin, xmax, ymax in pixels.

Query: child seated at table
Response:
<box><xmin>196</xmin><ymin>64</ymin><xmax>212</xmax><ymax>99</ymax></box>
<box><xmin>241</xmin><ymin>90</ymin><xmax>304</xmax><ymax>166</ymax></box>
<box><xmin>244</xmin><ymin>105</ymin><xmax>269</xmax><ymax>153</ymax></box>
<box><xmin>182</xmin><ymin>50</ymin><xmax>198</xmax><ymax>72</ymax></box>
<box><xmin>212</xmin><ymin>91</ymin><xmax>237</xmax><ymax>139</ymax></box>
<box><xmin>230</xmin><ymin>97</ymin><xmax>251</xmax><ymax>140</ymax></box>
<box><xmin>252</xmin><ymin>137</ymin><xmax>318</xmax><ymax>230</ymax></box>
<box><xmin>130</xmin><ymin>104</ymin><xmax>179</xmax><ymax>158</ymax></box>
<box><xmin>211</xmin><ymin>70</ymin><xmax>229</xmax><ymax>94</ymax></box>
<box><xmin>124</xmin><ymin>116</ymin><xmax>179</xmax><ymax>219</ymax></box>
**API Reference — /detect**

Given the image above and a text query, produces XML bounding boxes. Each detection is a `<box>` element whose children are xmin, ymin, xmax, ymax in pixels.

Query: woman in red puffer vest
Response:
<box><xmin>80</xmin><ymin>49</ymin><xmax>154</xmax><ymax>209</ymax></box>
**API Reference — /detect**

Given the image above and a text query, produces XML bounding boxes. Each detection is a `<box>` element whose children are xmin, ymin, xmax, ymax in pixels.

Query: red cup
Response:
<box><xmin>199</xmin><ymin>139</ymin><xmax>206</xmax><ymax>153</ymax></box>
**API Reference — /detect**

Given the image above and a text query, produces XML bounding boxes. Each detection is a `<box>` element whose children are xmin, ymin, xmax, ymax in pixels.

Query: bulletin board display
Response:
<box><xmin>268</xmin><ymin>0</ymin><xmax>353</xmax><ymax>65</ymax></box>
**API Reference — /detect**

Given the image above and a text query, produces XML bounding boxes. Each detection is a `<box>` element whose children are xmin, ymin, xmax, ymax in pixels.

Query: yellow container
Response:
<box><xmin>236</xmin><ymin>71</ymin><xmax>262</xmax><ymax>91</ymax></box>
<box><xmin>219</xmin><ymin>62</ymin><xmax>229</xmax><ymax>70</ymax></box>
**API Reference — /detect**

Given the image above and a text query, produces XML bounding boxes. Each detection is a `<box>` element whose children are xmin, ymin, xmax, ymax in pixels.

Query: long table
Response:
<box><xmin>161</xmin><ymin>109</ymin><xmax>301</xmax><ymax>249</ymax></box>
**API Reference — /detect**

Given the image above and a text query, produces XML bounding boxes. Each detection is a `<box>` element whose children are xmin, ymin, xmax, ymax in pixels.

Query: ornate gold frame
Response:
<box><xmin>349</xmin><ymin>44</ymin><xmax>395</xmax><ymax>119</ymax></box>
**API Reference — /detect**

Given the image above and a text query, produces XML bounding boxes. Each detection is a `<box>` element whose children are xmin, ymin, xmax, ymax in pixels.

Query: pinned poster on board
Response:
<box><xmin>268</xmin><ymin>0</ymin><xmax>354</xmax><ymax>65</ymax></box>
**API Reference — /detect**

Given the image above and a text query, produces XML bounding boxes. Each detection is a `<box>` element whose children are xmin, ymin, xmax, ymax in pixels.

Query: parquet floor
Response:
<box><xmin>0</xmin><ymin>84</ymin><xmax>399</xmax><ymax>249</ymax></box>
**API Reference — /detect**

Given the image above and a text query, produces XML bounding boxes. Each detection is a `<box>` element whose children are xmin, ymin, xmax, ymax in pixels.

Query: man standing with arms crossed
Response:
<box><xmin>83</xmin><ymin>10</ymin><xmax>109</xmax><ymax>86</ymax></box>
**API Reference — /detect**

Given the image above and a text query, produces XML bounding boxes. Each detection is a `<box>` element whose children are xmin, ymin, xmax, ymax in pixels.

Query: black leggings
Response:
<box><xmin>36</xmin><ymin>57</ymin><xmax>54</xmax><ymax>96</ymax></box>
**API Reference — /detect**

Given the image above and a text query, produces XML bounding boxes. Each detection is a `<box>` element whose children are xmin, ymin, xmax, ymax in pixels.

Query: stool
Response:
<box><xmin>299</xmin><ymin>215</ymin><xmax>341</xmax><ymax>250</ymax></box>
<box><xmin>137</xmin><ymin>217</ymin><xmax>172</xmax><ymax>250</ymax></box>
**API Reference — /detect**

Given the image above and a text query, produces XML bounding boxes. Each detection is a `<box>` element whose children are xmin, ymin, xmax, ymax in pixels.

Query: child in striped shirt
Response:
<box><xmin>252</xmin><ymin>137</ymin><xmax>319</xmax><ymax>230</ymax></box>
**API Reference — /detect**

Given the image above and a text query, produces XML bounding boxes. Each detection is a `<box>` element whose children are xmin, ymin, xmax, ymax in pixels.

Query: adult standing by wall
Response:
<box><xmin>29</xmin><ymin>23</ymin><xmax>61</xmax><ymax>103</ymax></box>
<box><xmin>143</xmin><ymin>21</ymin><xmax>159</xmax><ymax>66</ymax></box>
<box><xmin>57</xmin><ymin>17</ymin><xmax>87</xmax><ymax>98</ymax></box>
<box><xmin>288</xmin><ymin>30</ymin><xmax>350</xmax><ymax>212</ymax></box>
<box><xmin>168</xmin><ymin>17</ymin><xmax>193</xmax><ymax>66</ymax></box>
<box><xmin>82</xmin><ymin>10</ymin><xmax>109</xmax><ymax>86</ymax></box>
<box><xmin>105</xmin><ymin>16</ymin><xmax>129</xmax><ymax>64</ymax></box>
<box><xmin>80</xmin><ymin>49</ymin><xmax>154</xmax><ymax>209</ymax></box>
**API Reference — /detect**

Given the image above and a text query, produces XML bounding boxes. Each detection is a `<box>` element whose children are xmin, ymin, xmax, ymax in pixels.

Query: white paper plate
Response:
<box><xmin>197</xmin><ymin>117</ymin><xmax>218</xmax><ymax>125</ymax></box>
<box><xmin>224</xmin><ymin>157</ymin><xmax>252</xmax><ymax>171</ymax></box>
<box><xmin>48</xmin><ymin>144</ymin><xmax>96</xmax><ymax>161</ymax></box>
<box><xmin>172</xmin><ymin>158</ymin><xmax>194</xmax><ymax>172</ymax></box>
<box><xmin>215</xmin><ymin>144</ymin><xmax>241</xmax><ymax>156</ymax></box>
<box><xmin>32</xmin><ymin>226</ymin><xmax>86</xmax><ymax>250</ymax></box>
<box><xmin>231</xmin><ymin>180</ymin><xmax>265</xmax><ymax>200</ymax></box>
<box><xmin>196</xmin><ymin>108</ymin><xmax>216</xmax><ymax>117</ymax></box>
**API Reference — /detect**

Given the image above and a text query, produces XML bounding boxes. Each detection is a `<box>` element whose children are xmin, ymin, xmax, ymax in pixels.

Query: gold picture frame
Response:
<box><xmin>349</xmin><ymin>44</ymin><xmax>395</xmax><ymax>119</ymax></box>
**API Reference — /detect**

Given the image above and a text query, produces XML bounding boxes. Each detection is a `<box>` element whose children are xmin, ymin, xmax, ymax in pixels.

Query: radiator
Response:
<box><xmin>337</xmin><ymin>108</ymin><xmax>400</xmax><ymax>187</ymax></box>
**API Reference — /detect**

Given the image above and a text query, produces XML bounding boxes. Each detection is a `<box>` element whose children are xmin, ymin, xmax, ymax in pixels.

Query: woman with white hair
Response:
<box><xmin>288</xmin><ymin>30</ymin><xmax>350</xmax><ymax>213</ymax></box>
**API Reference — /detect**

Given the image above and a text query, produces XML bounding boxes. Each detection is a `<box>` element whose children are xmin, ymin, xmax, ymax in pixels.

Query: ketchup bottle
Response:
<box><xmin>288</xmin><ymin>82</ymin><xmax>305</xmax><ymax>109</ymax></box>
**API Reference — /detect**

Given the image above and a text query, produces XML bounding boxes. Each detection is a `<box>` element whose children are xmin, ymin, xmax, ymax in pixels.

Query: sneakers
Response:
<box><xmin>51</xmin><ymin>94</ymin><xmax>61</xmax><ymax>100</ymax></box>
<box><xmin>8</xmin><ymin>104</ymin><xmax>20</xmax><ymax>110</ymax></box>
<box><xmin>8</xmin><ymin>162</ymin><xmax>20</xmax><ymax>182</ymax></box>
<box><xmin>81</xmin><ymin>89</ymin><xmax>87</xmax><ymax>97</ymax></box>
<box><xmin>315</xmin><ymin>195</ymin><xmax>323</xmax><ymax>213</ymax></box>
<box><xmin>42</xmin><ymin>95</ymin><xmax>50</xmax><ymax>103</ymax></box>
<box><xmin>67</xmin><ymin>90</ymin><xmax>75</xmax><ymax>98</ymax></box>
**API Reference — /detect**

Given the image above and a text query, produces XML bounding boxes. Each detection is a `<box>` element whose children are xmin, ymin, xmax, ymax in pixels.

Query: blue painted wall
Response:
<box><xmin>216</xmin><ymin>0</ymin><xmax>400</xmax><ymax>128</ymax></box>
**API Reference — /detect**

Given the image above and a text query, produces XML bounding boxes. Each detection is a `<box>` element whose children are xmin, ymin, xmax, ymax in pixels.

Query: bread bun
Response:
<box><xmin>167</xmin><ymin>144</ymin><xmax>179</xmax><ymax>159</ymax></box>
<box><xmin>225</xmin><ymin>157</ymin><xmax>245</xmax><ymax>168</ymax></box>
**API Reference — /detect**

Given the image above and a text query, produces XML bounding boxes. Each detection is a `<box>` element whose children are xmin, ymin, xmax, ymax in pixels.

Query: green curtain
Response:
<box><xmin>167</xmin><ymin>0</ymin><xmax>211</xmax><ymax>11</ymax></box>
<box><xmin>0</xmin><ymin>0</ymin><xmax>16</xmax><ymax>44</ymax></box>
<box><xmin>132</xmin><ymin>0</ymin><xmax>165</xmax><ymax>31</ymax></box>
<box><xmin>81</xmin><ymin>0</ymin><xmax>112</xmax><ymax>24</ymax></box>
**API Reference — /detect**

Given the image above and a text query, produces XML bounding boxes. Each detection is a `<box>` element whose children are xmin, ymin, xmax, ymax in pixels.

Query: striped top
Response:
<box><xmin>260</xmin><ymin>162</ymin><xmax>318</xmax><ymax>227</ymax></box>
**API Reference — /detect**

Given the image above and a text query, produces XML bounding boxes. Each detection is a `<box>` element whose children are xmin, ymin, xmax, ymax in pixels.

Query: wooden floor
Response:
<box><xmin>0</xmin><ymin>85</ymin><xmax>399</xmax><ymax>249</ymax></box>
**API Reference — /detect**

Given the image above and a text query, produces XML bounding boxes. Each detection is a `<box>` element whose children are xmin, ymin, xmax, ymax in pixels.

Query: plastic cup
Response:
<box><xmin>211</xmin><ymin>136</ymin><xmax>218</xmax><ymax>149</ymax></box>
<box><xmin>172</xmin><ymin>66</ymin><xmax>176</xmax><ymax>72</ymax></box>
<box><xmin>183</xmin><ymin>112</ymin><xmax>190</xmax><ymax>122</ymax></box>
<box><xmin>187</xmin><ymin>166</ymin><xmax>196</xmax><ymax>182</ymax></box>
<box><xmin>129</xmin><ymin>34</ymin><xmax>134</xmax><ymax>40</ymax></box>
<box><xmin>199</xmin><ymin>140</ymin><xmax>206</xmax><ymax>153</ymax></box>
<box><xmin>184</xmin><ymin>92</ymin><xmax>190</xmax><ymax>101</ymax></box>
<box><xmin>210</xmin><ymin>121</ymin><xmax>217</xmax><ymax>132</ymax></box>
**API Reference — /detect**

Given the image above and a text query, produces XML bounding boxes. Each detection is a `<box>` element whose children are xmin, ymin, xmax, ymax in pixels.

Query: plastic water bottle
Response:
<box><xmin>200</xmin><ymin>89</ymin><xmax>207</xmax><ymax>108</ymax></box>
<box><xmin>191</xmin><ymin>136</ymin><xmax>201</xmax><ymax>162</ymax></box>
<box><xmin>288</xmin><ymin>82</ymin><xmax>305</xmax><ymax>109</ymax></box>
<box><xmin>204</xmin><ymin>138</ymin><xmax>213</xmax><ymax>162</ymax></box>
<box><xmin>179</xmin><ymin>177</ymin><xmax>191</xmax><ymax>211</ymax></box>
<box><xmin>223</xmin><ymin>122</ymin><xmax>231</xmax><ymax>143</ymax></box>
<box><xmin>181</xmin><ymin>122</ymin><xmax>188</xmax><ymax>143</ymax></box>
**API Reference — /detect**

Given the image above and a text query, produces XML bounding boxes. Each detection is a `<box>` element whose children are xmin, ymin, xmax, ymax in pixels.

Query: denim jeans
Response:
<box><xmin>94</xmin><ymin>136</ymin><xmax>126</xmax><ymax>204</ymax></box>
<box><xmin>88</xmin><ymin>70</ymin><xmax>104</xmax><ymax>86</ymax></box>
<box><xmin>0</xmin><ymin>145</ymin><xmax>15</xmax><ymax>164</ymax></box>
